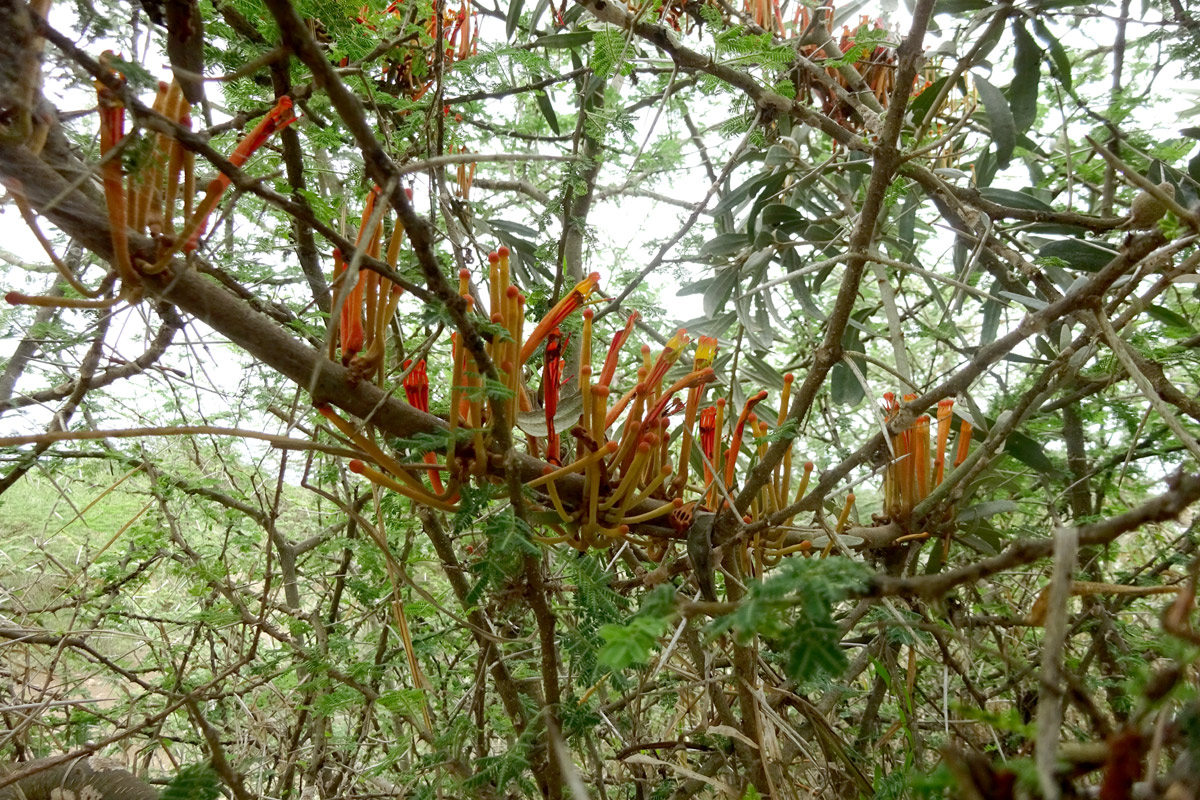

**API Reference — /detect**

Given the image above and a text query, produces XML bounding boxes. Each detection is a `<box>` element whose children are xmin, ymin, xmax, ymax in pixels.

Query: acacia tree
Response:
<box><xmin>1</xmin><ymin>0</ymin><xmax>1200</xmax><ymax>796</ymax></box>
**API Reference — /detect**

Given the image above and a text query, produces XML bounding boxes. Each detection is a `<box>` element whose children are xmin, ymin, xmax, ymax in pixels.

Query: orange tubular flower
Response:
<box><xmin>934</xmin><ymin>398</ymin><xmax>954</xmax><ymax>485</ymax></box>
<box><xmin>644</xmin><ymin>328</ymin><xmax>690</xmax><ymax>392</ymax></box>
<box><xmin>723</xmin><ymin>389</ymin><xmax>768</xmax><ymax>492</ymax></box>
<box><xmin>638</xmin><ymin>367</ymin><xmax>715</xmax><ymax>442</ymax></box>
<box><xmin>599</xmin><ymin>311</ymin><xmax>639</xmax><ymax>388</ymax></box>
<box><xmin>520</xmin><ymin>272</ymin><xmax>601</xmax><ymax>365</ymax></box>
<box><xmin>913</xmin><ymin>415</ymin><xmax>930</xmax><ymax>502</ymax></box>
<box><xmin>673</xmin><ymin>336</ymin><xmax>719</xmax><ymax>498</ymax></box>
<box><xmin>334</xmin><ymin>249</ymin><xmax>365</xmax><ymax>362</ymax></box>
<box><xmin>95</xmin><ymin>76</ymin><xmax>138</xmax><ymax>294</ymax></box>
<box><xmin>182</xmin><ymin>96</ymin><xmax>298</xmax><ymax>253</ymax></box>
<box><xmin>954</xmin><ymin>420</ymin><xmax>972</xmax><ymax>467</ymax></box>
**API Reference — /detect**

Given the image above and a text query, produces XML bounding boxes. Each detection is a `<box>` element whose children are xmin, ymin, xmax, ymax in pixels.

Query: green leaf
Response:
<box><xmin>531</xmin><ymin>31</ymin><xmax>595</xmax><ymax>49</ymax></box>
<box><xmin>700</xmin><ymin>233</ymin><xmax>749</xmax><ymax>259</ymax></box>
<box><xmin>597</xmin><ymin>586</ymin><xmax>676</xmax><ymax>670</ymax></box>
<box><xmin>932</xmin><ymin>0</ymin><xmax>991</xmax><ymax>14</ymax></box>
<box><xmin>1147</xmin><ymin>304</ymin><xmax>1196</xmax><ymax>333</ymax></box>
<box><xmin>759</xmin><ymin>203</ymin><xmax>808</xmax><ymax>235</ymax></box>
<box><xmin>162</xmin><ymin>764</ymin><xmax>221</xmax><ymax>800</ymax></box>
<box><xmin>956</xmin><ymin>499</ymin><xmax>1019</xmax><ymax>523</ymax></box>
<box><xmin>1004</xmin><ymin>429</ymin><xmax>1057</xmax><ymax>475</ymax></box>
<box><xmin>978</xmin><ymin>187</ymin><xmax>1054</xmax><ymax>211</ymax></box>
<box><xmin>598</xmin><ymin>616</ymin><xmax>669</xmax><ymax>670</ymax></box>
<box><xmin>1037</xmin><ymin>238</ymin><xmax>1118</xmax><ymax>272</ymax></box>
<box><xmin>787</xmin><ymin>619</ymin><xmax>848</xmax><ymax>680</ymax></box>
<box><xmin>1010</xmin><ymin>19</ymin><xmax>1040</xmax><ymax>133</ymax></box>
<box><xmin>505</xmin><ymin>0</ymin><xmax>524</xmax><ymax>40</ymax></box>
<box><xmin>534</xmin><ymin>89</ymin><xmax>560</xmax><ymax>135</ymax></box>
<box><xmin>896</xmin><ymin>187</ymin><xmax>921</xmax><ymax>253</ymax></box>
<box><xmin>831</xmin><ymin>317</ymin><xmax>866</xmax><ymax>407</ymax></box>
<box><xmin>487</xmin><ymin>218</ymin><xmax>540</xmax><ymax>239</ymax></box>
<box><xmin>712</xmin><ymin>171</ymin><xmax>780</xmax><ymax>218</ymax></box>
<box><xmin>971</xmin><ymin>418</ymin><xmax>1059</xmax><ymax>476</ymax></box>
<box><xmin>704</xmin><ymin>266</ymin><xmax>740</xmax><ymax>316</ymax></box>
<box><xmin>981</xmin><ymin>288</ymin><xmax>1003</xmax><ymax>346</ymax></box>
<box><xmin>973</xmin><ymin>74</ymin><xmax>1016</xmax><ymax>167</ymax></box>
<box><xmin>1032</xmin><ymin>19</ymin><xmax>1072</xmax><ymax>91</ymax></box>
<box><xmin>591</xmin><ymin>28</ymin><xmax>627</xmax><ymax>80</ymax></box>
<box><xmin>910</xmin><ymin>75</ymin><xmax>949</xmax><ymax>128</ymax></box>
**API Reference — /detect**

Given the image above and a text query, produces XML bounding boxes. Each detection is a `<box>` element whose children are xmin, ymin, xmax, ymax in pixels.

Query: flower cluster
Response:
<box><xmin>7</xmin><ymin>64</ymin><xmax>295</xmax><ymax>310</ymax></box>
<box><xmin>319</xmin><ymin>203</ymin><xmax>910</xmax><ymax>573</ymax></box>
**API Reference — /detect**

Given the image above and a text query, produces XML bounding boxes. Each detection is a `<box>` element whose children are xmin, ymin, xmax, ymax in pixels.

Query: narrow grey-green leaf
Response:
<box><xmin>973</xmin><ymin>74</ymin><xmax>1016</xmax><ymax>167</ymax></box>
<box><xmin>534</xmin><ymin>90</ymin><xmax>560</xmax><ymax>135</ymax></box>
<box><xmin>506</xmin><ymin>0</ymin><xmax>525</xmax><ymax>40</ymax></box>
<box><xmin>1037</xmin><ymin>238</ymin><xmax>1118</xmax><ymax>272</ymax></box>
<box><xmin>831</xmin><ymin>324</ymin><xmax>865</xmax><ymax>407</ymax></box>
<box><xmin>1032</xmin><ymin>19</ymin><xmax>1072</xmax><ymax>91</ymax></box>
<box><xmin>704</xmin><ymin>267</ymin><xmax>740</xmax><ymax>316</ymax></box>
<box><xmin>1010</xmin><ymin>19</ymin><xmax>1040</xmax><ymax>132</ymax></box>
<box><xmin>979</xmin><ymin>187</ymin><xmax>1054</xmax><ymax>211</ymax></box>
<box><xmin>532</xmin><ymin>31</ymin><xmax>595</xmax><ymax>48</ymax></box>
<box><xmin>1147</xmin><ymin>304</ymin><xmax>1196</xmax><ymax>333</ymax></box>
<box><xmin>699</xmin><ymin>232</ymin><xmax>749</xmax><ymax>259</ymax></box>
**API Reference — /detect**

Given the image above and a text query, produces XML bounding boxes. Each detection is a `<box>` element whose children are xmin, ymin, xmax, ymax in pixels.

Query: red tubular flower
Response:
<box><xmin>184</xmin><ymin>96</ymin><xmax>298</xmax><ymax>252</ymax></box>
<box><xmin>403</xmin><ymin>359</ymin><xmax>430</xmax><ymax>412</ymax></box>
<box><xmin>599</xmin><ymin>311</ymin><xmax>638</xmax><ymax>388</ymax></box>
<box><xmin>400</xmin><ymin>358</ymin><xmax>445</xmax><ymax>492</ymax></box>
<box><xmin>542</xmin><ymin>328</ymin><xmax>568</xmax><ymax>465</ymax></box>
<box><xmin>723</xmin><ymin>389</ymin><xmax>768</xmax><ymax>491</ymax></box>
<box><xmin>699</xmin><ymin>406</ymin><xmax>718</xmax><ymax>464</ymax></box>
<box><xmin>520</xmin><ymin>272</ymin><xmax>601</xmax><ymax>365</ymax></box>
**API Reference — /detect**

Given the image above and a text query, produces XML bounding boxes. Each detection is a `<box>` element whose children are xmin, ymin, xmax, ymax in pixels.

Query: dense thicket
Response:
<box><xmin>1</xmin><ymin>0</ymin><xmax>1200</xmax><ymax>797</ymax></box>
